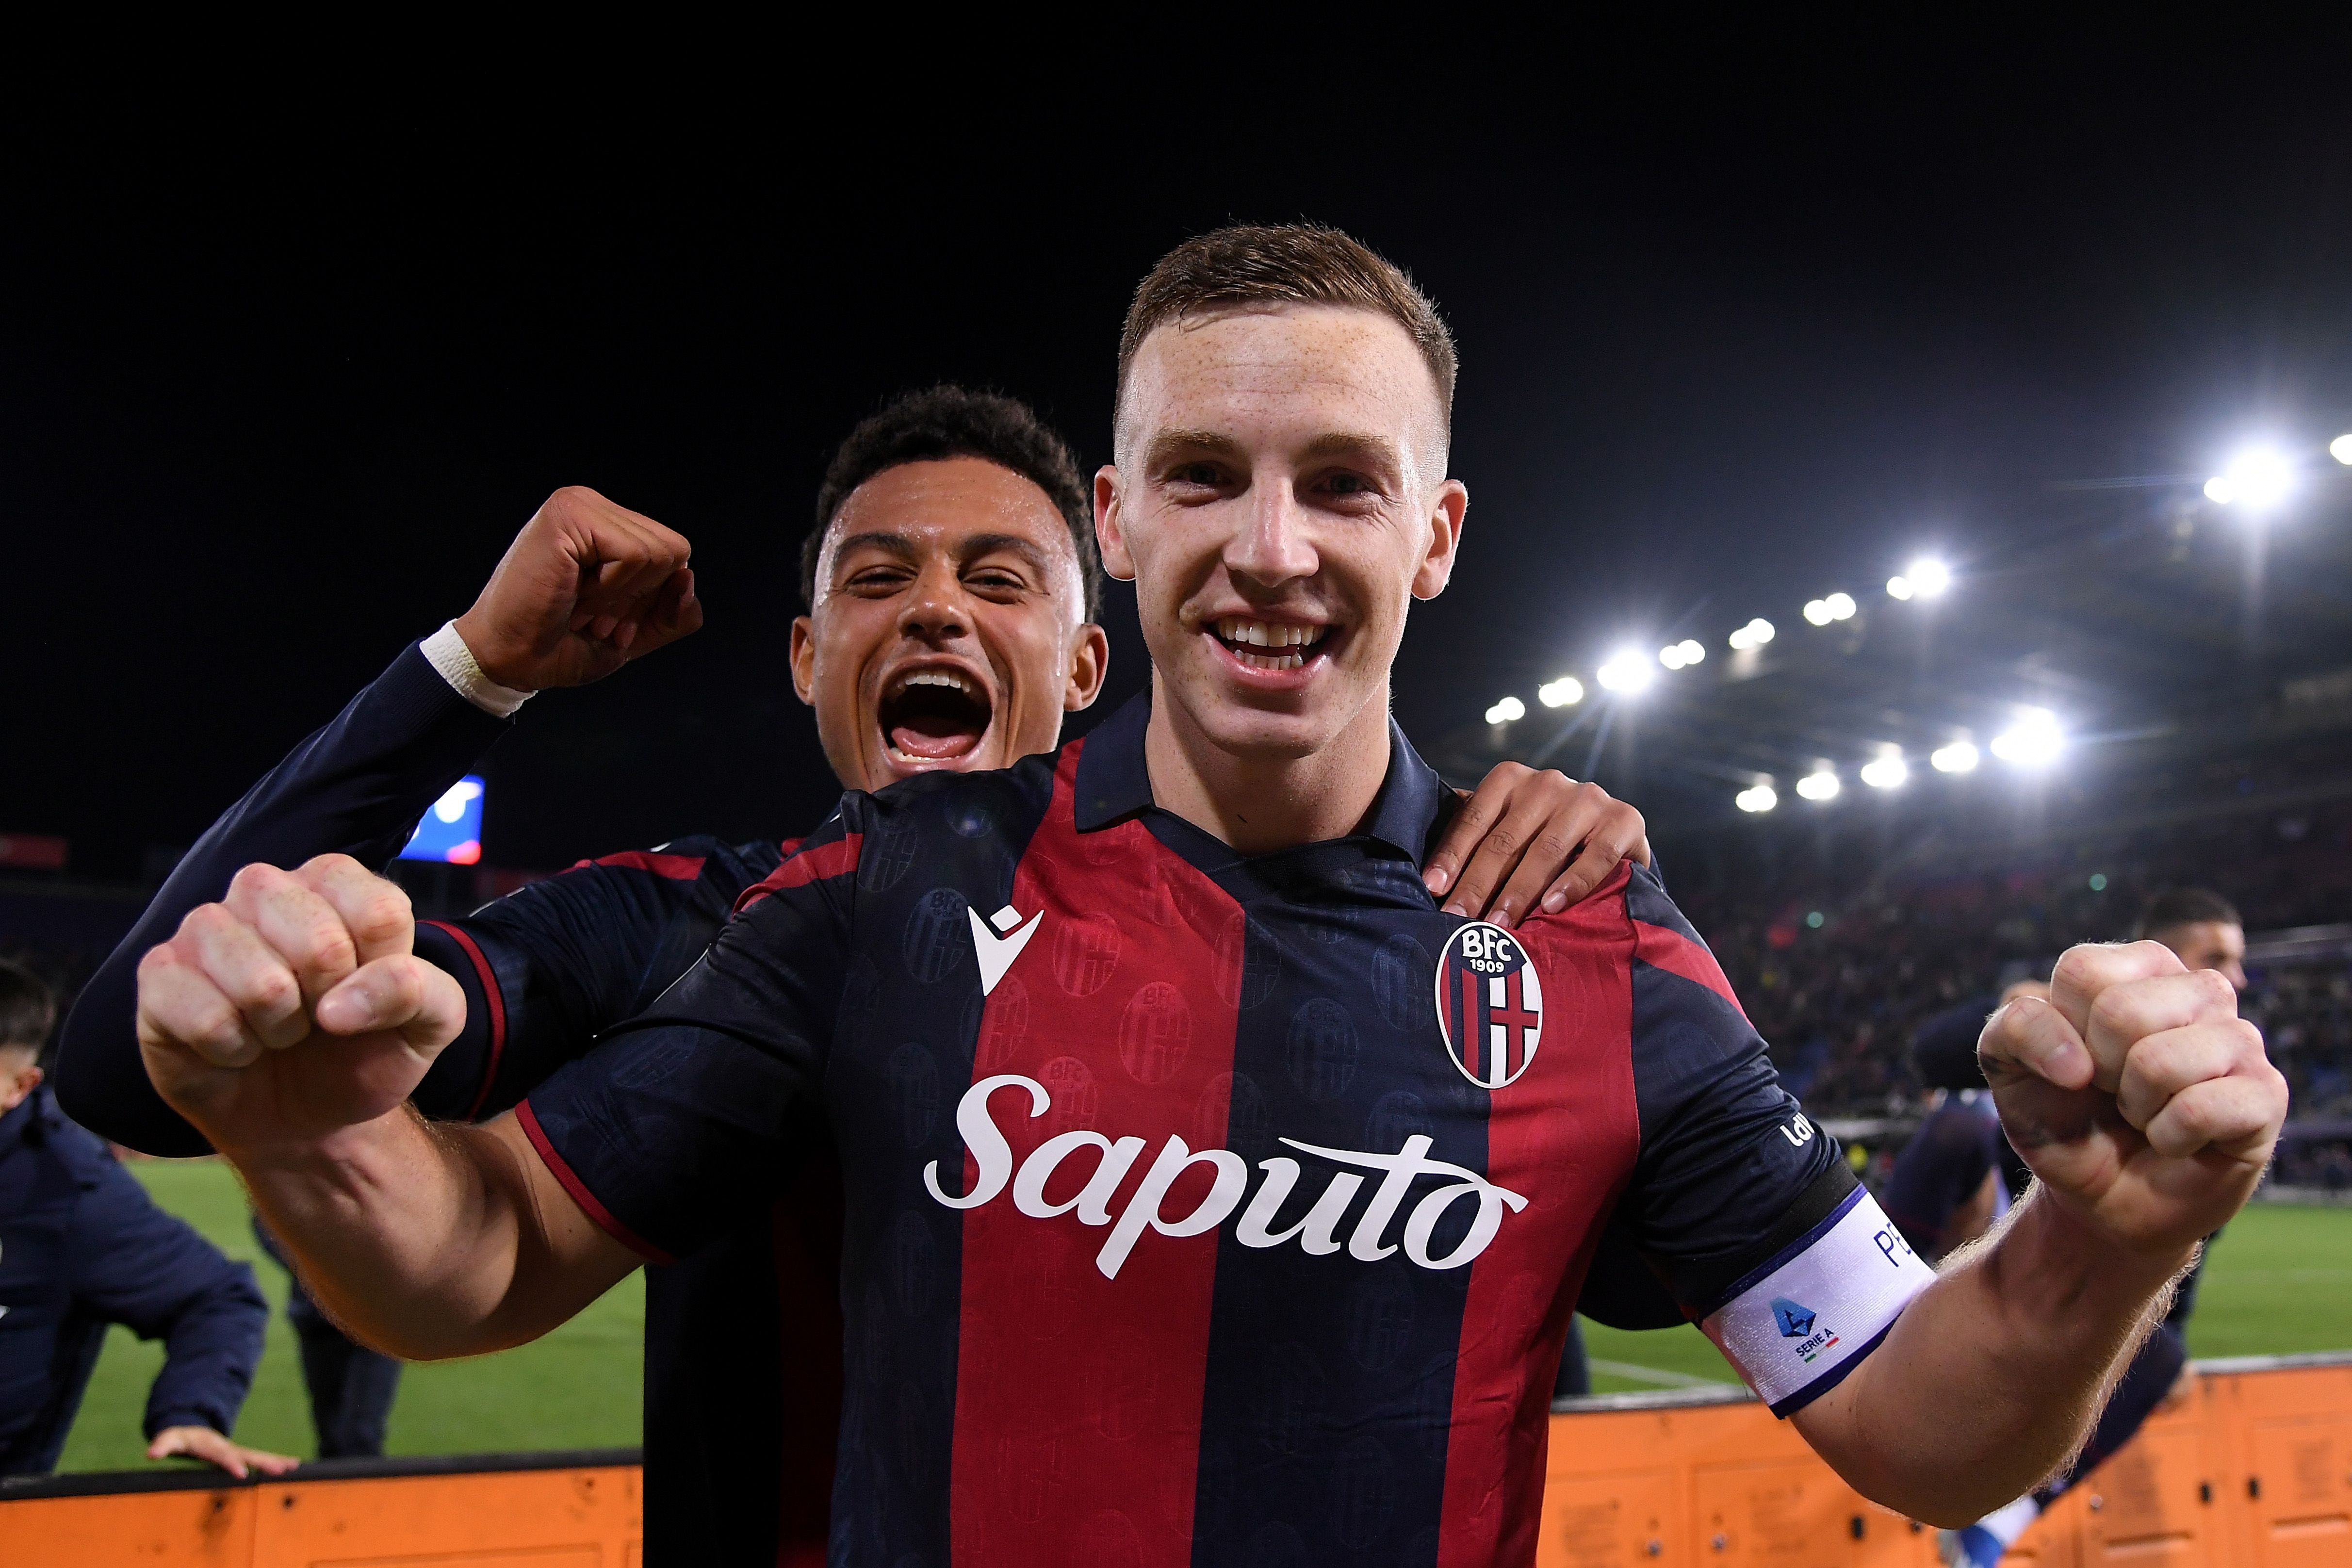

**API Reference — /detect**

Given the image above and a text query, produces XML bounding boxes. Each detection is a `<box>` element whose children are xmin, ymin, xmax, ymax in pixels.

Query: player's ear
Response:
<box><xmin>1411</xmin><ymin>479</ymin><xmax>1469</xmax><ymax>601</ymax></box>
<box><xmin>1065</xmin><ymin>622</ymin><xmax>1110</xmax><ymax>712</ymax></box>
<box><xmin>1094</xmin><ymin>466</ymin><xmax>1137</xmax><ymax>583</ymax></box>
<box><xmin>788</xmin><ymin>617</ymin><xmax>818</xmax><ymax>706</ymax></box>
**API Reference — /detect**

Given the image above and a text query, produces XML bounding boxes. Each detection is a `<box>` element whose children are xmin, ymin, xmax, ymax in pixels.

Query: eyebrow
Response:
<box><xmin>1144</xmin><ymin>428</ymin><xmax>1247</xmax><ymax>470</ymax></box>
<box><xmin>1143</xmin><ymin>427</ymin><xmax>1405</xmax><ymax>474</ymax></box>
<box><xmin>829</xmin><ymin>530</ymin><xmax>1055</xmax><ymax>573</ymax></box>
<box><xmin>1298</xmin><ymin>430</ymin><xmax>1405</xmax><ymax>472</ymax></box>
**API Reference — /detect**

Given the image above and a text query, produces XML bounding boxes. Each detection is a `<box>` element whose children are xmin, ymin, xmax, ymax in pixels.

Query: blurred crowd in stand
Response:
<box><xmin>1671</xmin><ymin>800</ymin><xmax>2352</xmax><ymax>1175</ymax></box>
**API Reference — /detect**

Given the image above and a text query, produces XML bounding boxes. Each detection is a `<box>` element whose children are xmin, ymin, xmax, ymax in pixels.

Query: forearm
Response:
<box><xmin>1796</xmin><ymin>1186</ymin><xmax>2190</xmax><ymax>1523</ymax></box>
<box><xmin>228</xmin><ymin>1109</ymin><xmax>546</xmax><ymax>1360</ymax></box>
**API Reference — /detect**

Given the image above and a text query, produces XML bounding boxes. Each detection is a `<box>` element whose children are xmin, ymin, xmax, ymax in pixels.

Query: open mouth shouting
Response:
<box><xmin>1211</xmin><ymin>616</ymin><xmax>1336</xmax><ymax>675</ymax></box>
<box><xmin>877</xmin><ymin>663</ymin><xmax>995</xmax><ymax>770</ymax></box>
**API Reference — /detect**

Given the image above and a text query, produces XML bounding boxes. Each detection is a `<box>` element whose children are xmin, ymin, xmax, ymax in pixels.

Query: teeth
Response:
<box><xmin>1212</xmin><ymin>617</ymin><xmax>1327</xmax><ymax>650</ymax></box>
<box><xmin>901</xmin><ymin>669</ymin><xmax>978</xmax><ymax>697</ymax></box>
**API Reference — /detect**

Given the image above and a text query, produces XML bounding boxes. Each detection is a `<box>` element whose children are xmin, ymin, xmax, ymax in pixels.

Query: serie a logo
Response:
<box><xmin>1435</xmin><ymin>921</ymin><xmax>1545</xmax><ymax>1089</ymax></box>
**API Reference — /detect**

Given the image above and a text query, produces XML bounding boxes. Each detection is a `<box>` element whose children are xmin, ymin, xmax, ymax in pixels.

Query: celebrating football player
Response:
<box><xmin>61</xmin><ymin>385</ymin><xmax>1644</xmax><ymax>1558</ymax></box>
<box><xmin>125</xmin><ymin>225</ymin><xmax>2284</xmax><ymax>1565</ymax></box>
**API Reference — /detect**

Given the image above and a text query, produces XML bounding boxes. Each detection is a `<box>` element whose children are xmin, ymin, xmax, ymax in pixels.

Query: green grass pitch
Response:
<box><xmin>51</xmin><ymin>1161</ymin><xmax>2352</xmax><ymax>1470</ymax></box>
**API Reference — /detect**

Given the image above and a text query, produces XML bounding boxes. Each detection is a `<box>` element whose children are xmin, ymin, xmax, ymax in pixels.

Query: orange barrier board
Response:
<box><xmin>1535</xmin><ymin>1352</ymin><xmax>2352</xmax><ymax>1567</ymax></box>
<box><xmin>1</xmin><ymin>1452</ymin><xmax>641</xmax><ymax>1567</ymax></box>
<box><xmin>3</xmin><ymin>1356</ymin><xmax>2344</xmax><ymax>1565</ymax></box>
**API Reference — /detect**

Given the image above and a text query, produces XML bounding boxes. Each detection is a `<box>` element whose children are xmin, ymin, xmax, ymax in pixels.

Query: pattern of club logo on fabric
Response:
<box><xmin>1432</xmin><ymin>921</ymin><xmax>1544</xmax><ymax>1088</ymax></box>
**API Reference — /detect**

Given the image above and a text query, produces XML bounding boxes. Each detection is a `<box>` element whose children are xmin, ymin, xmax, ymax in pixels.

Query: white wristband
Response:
<box><xmin>421</xmin><ymin>621</ymin><xmax>535</xmax><ymax>719</ymax></box>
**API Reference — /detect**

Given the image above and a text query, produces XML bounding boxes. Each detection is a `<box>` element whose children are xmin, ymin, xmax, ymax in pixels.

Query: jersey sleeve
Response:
<box><xmin>409</xmin><ymin>836</ymin><xmax>773</xmax><ymax>1121</ymax></box>
<box><xmin>52</xmin><ymin>641</ymin><xmax>508</xmax><ymax>1156</ymax></box>
<box><xmin>1604</xmin><ymin>866</ymin><xmax>1935</xmax><ymax>1416</ymax></box>
<box><xmin>514</xmin><ymin>814</ymin><xmax>864</xmax><ymax>1263</ymax></box>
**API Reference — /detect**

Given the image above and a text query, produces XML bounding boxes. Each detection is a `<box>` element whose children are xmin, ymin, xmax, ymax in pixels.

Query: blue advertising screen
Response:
<box><xmin>400</xmin><ymin>775</ymin><xmax>486</xmax><ymax>865</ymax></box>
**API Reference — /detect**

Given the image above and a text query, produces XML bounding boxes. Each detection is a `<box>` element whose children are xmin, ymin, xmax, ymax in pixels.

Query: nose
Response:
<box><xmin>898</xmin><ymin>560</ymin><xmax>972</xmax><ymax>643</ymax></box>
<box><xmin>1224</xmin><ymin>481</ymin><xmax>1320</xmax><ymax>591</ymax></box>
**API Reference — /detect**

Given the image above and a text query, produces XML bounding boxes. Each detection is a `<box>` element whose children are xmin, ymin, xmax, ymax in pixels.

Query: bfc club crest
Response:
<box><xmin>1434</xmin><ymin>921</ymin><xmax>1544</xmax><ymax>1088</ymax></box>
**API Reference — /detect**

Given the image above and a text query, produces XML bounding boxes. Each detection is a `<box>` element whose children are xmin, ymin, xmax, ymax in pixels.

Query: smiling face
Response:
<box><xmin>1096</xmin><ymin>303</ymin><xmax>1466</xmax><ymax>766</ymax></box>
<box><xmin>791</xmin><ymin>456</ymin><xmax>1107</xmax><ymax>793</ymax></box>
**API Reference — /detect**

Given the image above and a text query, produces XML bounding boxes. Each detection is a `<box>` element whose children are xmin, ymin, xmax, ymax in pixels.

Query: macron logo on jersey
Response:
<box><xmin>968</xmin><ymin>903</ymin><xmax>1044</xmax><ymax>996</ymax></box>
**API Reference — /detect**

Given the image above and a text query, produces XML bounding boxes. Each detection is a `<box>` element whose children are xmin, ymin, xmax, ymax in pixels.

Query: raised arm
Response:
<box><xmin>1789</xmin><ymin>942</ymin><xmax>2284</xmax><ymax>1523</ymax></box>
<box><xmin>134</xmin><ymin>817</ymin><xmax>848</xmax><ymax>1359</ymax></box>
<box><xmin>132</xmin><ymin>856</ymin><xmax>643</xmax><ymax>1356</ymax></box>
<box><xmin>55</xmin><ymin>487</ymin><xmax>698</xmax><ymax>1155</ymax></box>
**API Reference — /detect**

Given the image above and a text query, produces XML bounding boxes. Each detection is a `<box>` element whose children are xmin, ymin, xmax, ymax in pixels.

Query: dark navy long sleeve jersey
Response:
<box><xmin>0</xmin><ymin>1088</ymin><xmax>269</xmax><ymax>1475</ymax></box>
<box><xmin>523</xmin><ymin>693</ymin><xmax>1937</xmax><ymax>1568</ymax></box>
<box><xmin>48</xmin><ymin>640</ymin><xmax>837</xmax><ymax>1560</ymax></box>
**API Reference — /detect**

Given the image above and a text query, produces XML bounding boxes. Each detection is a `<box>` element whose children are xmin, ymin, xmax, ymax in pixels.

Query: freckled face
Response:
<box><xmin>791</xmin><ymin>457</ymin><xmax>1107</xmax><ymax>794</ymax></box>
<box><xmin>1096</xmin><ymin>304</ymin><xmax>1466</xmax><ymax>762</ymax></box>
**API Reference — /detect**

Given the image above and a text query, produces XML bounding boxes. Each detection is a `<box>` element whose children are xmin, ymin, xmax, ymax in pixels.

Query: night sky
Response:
<box><xmin>9</xmin><ymin>33</ymin><xmax>2350</xmax><ymax>880</ymax></box>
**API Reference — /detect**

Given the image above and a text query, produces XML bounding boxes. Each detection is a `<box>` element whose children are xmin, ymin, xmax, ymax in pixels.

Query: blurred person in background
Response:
<box><xmin>0</xmin><ymin>959</ymin><xmax>292</xmax><ymax>1479</ymax></box>
<box><xmin>249</xmin><ymin>1215</ymin><xmax>400</xmax><ymax>1457</ymax></box>
<box><xmin>56</xmin><ymin>386</ymin><xmax>1650</xmax><ymax>1560</ymax></box>
<box><xmin>2136</xmin><ymin>887</ymin><xmax>2247</xmax><ymax>993</ymax></box>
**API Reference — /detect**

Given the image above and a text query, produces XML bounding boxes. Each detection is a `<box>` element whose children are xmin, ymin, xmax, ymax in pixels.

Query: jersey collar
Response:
<box><xmin>1070</xmin><ymin>689</ymin><xmax>1453</xmax><ymax>865</ymax></box>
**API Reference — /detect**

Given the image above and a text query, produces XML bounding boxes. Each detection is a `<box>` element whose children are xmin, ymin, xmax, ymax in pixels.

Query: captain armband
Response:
<box><xmin>1699</xmin><ymin>1186</ymin><xmax>1936</xmax><ymax>1417</ymax></box>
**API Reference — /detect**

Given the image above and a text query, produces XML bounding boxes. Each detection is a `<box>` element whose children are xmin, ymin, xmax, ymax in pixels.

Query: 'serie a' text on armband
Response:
<box><xmin>1699</xmin><ymin>1186</ymin><xmax>1935</xmax><ymax>1417</ymax></box>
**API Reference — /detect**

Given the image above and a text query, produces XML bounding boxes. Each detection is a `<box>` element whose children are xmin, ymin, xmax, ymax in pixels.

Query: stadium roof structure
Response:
<box><xmin>1430</xmin><ymin>468</ymin><xmax>2352</xmax><ymax>867</ymax></box>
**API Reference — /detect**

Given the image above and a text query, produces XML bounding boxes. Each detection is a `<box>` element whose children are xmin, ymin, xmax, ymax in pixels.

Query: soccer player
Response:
<box><xmin>58</xmin><ymin>387</ymin><xmax>1645</xmax><ymax>1557</ymax></box>
<box><xmin>0</xmin><ymin>960</ymin><xmax>292</xmax><ymax>1479</ymax></box>
<box><xmin>131</xmin><ymin>226</ymin><xmax>2286</xmax><ymax>1564</ymax></box>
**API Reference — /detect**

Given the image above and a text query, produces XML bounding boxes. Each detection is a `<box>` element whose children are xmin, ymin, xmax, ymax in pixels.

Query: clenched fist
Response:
<box><xmin>136</xmin><ymin>856</ymin><xmax>466</xmax><ymax>1155</ymax></box>
<box><xmin>452</xmin><ymin>486</ymin><xmax>701</xmax><ymax>691</ymax></box>
<box><xmin>1979</xmin><ymin>940</ymin><xmax>2287</xmax><ymax>1259</ymax></box>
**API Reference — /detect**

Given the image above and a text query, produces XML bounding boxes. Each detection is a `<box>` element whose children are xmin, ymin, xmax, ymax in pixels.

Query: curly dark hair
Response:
<box><xmin>802</xmin><ymin>386</ymin><xmax>1102</xmax><ymax>622</ymax></box>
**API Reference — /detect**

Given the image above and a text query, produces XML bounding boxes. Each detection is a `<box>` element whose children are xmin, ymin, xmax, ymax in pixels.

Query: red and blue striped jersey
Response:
<box><xmin>523</xmin><ymin>693</ymin><xmax>1928</xmax><ymax>1567</ymax></box>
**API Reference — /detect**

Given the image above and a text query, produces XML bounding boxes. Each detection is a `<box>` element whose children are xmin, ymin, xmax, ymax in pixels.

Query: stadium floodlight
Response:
<box><xmin>1989</xmin><ymin>706</ymin><xmax>2064</xmax><ymax>767</ymax></box>
<box><xmin>2204</xmin><ymin>447</ymin><xmax>2295</xmax><ymax>512</ymax></box>
<box><xmin>1930</xmin><ymin>739</ymin><xmax>1980</xmax><ymax>773</ymax></box>
<box><xmin>1825</xmin><ymin>592</ymin><xmax>1857</xmax><ymax>621</ymax></box>
<box><xmin>1859</xmin><ymin>753</ymin><xmax>1909</xmax><ymax>789</ymax></box>
<box><xmin>1596</xmin><ymin>651</ymin><xmax>1655</xmax><ymax>694</ymax></box>
<box><xmin>1802</xmin><ymin>599</ymin><xmax>1832</xmax><ymax>626</ymax></box>
<box><xmin>1484</xmin><ymin>695</ymin><xmax>1526</xmax><ymax>724</ymax></box>
<box><xmin>1537</xmin><ymin>676</ymin><xmax>1584</xmax><ymax>708</ymax></box>
<box><xmin>1734</xmin><ymin>784</ymin><xmax>1778</xmax><ymax>813</ymax></box>
<box><xmin>2333</xmin><ymin>434</ymin><xmax>2352</xmax><ymax>465</ymax></box>
<box><xmin>1728</xmin><ymin>617</ymin><xmax>1776</xmax><ymax>651</ymax></box>
<box><xmin>1659</xmin><ymin>638</ymin><xmax>1705</xmax><ymax>670</ymax></box>
<box><xmin>1795</xmin><ymin>768</ymin><xmax>1841</xmax><ymax>801</ymax></box>
<box><xmin>1886</xmin><ymin>575</ymin><xmax>1914</xmax><ymax>600</ymax></box>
